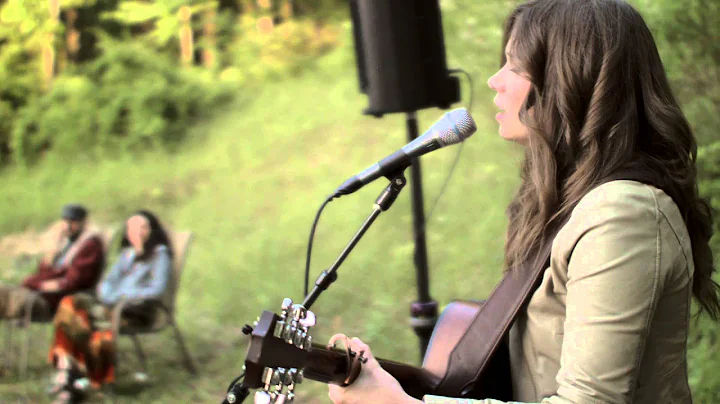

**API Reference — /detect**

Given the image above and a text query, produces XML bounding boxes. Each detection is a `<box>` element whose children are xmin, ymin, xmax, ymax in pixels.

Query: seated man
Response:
<box><xmin>0</xmin><ymin>204</ymin><xmax>105</xmax><ymax>320</ymax></box>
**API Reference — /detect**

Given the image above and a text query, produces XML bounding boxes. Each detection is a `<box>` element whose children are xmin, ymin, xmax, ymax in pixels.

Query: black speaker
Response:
<box><xmin>349</xmin><ymin>0</ymin><xmax>461</xmax><ymax>117</ymax></box>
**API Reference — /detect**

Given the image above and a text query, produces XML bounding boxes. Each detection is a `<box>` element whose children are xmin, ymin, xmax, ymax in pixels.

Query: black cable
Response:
<box><xmin>226</xmin><ymin>372</ymin><xmax>245</xmax><ymax>393</ymax></box>
<box><xmin>424</xmin><ymin>68</ymin><xmax>474</xmax><ymax>224</ymax></box>
<box><xmin>304</xmin><ymin>194</ymin><xmax>337</xmax><ymax>297</ymax></box>
<box><xmin>302</xmin><ymin>69</ymin><xmax>472</xmax><ymax>297</ymax></box>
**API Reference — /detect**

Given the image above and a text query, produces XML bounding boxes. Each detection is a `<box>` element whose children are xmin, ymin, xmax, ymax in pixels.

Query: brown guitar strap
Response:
<box><xmin>435</xmin><ymin>167</ymin><xmax>659</xmax><ymax>396</ymax></box>
<box><xmin>434</xmin><ymin>231</ymin><xmax>554</xmax><ymax>396</ymax></box>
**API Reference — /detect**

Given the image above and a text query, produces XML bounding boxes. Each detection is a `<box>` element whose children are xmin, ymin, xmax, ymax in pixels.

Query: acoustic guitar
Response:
<box><xmin>228</xmin><ymin>169</ymin><xmax>658</xmax><ymax>403</ymax></box>
<box><xmin>237</xmin><ymin>298</ymin><xmax>512</xmax><ymax>403</ymax></box>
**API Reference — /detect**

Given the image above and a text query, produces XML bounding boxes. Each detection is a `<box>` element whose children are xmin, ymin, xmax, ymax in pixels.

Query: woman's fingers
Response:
<box><xmin>328</xmin><ymin>333</ymin><xmax>349</xmax><ymax>348</ymax></box>
<box><xmin>349</xmin><ymin>337</ymin><xmax>370</xmax><ymax>354</ymax></box>
<box><xmin>328</xmin><ymin>384</ymin><xmax>343</xmax><ymax>403</ymax></box>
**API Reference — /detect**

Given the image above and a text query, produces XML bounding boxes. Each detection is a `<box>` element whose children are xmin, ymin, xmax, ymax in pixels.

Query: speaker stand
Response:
<box><xmin>405</xmin><ymin>111</ymin><xmax>439</xmax><ymax>363</ymax></box>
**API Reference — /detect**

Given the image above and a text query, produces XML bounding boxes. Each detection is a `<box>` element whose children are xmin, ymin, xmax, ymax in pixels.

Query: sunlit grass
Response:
<box><xmin>0</xmin><ymin>34</ymin><xmax>523</xmax><ymax>402</ymax></box>
<box><xmin>2</xmin><ymin>1</ymin><xmax>718</xmax><ymax>402</ymax></box>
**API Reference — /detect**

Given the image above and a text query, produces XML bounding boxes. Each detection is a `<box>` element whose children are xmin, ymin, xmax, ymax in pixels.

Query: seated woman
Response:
<box><xmin>47</xmin><ymin>210</ymin><xmax>173</xmax><ymax>403</ymax></box>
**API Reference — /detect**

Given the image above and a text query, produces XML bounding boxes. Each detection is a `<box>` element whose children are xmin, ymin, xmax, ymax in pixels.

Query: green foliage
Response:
<box><xmin>224</xmin><ymin>15</ymin><xmax>340</xmax><ymax>84</ymax></box>
<box><xmin>0</xmin><ymin>0</ymin><xmax>718</xmax><ymax>401</ymax></box>
<box><xmin>0</xmin><ymin>0</ymin><xmax>347</xmax><ymax>167</ymax></box>
<box><xmin>688</xmin><ymin>310</ymin><xmax>720</xmax><ymax>402</ymax></box>
<box><xmin>293</xmin><ymin>0</ymin><xmax>349</xmax><ymax>20</ymax></box>
<box><xmin>10</xmin><ymin>37</ymin><xmax>234</xmax><ymax>166</ymax></box>
<box><xmin>101</xmin><ymin>0</ymin><xmax>217</xmax><ymax>49</ymax></box>
<box><xmin>632</xmin><ymin>0</ymin><xmax>719</xmax><ymax>146</ymax></box>
<box><xmin>698</xmin><ymin>143</ymin><xmax>720</xmax><ymax>254</ymax></box>
<box><xmin>0</xmin><ymin>62</ymin><xmax>520</xmax><ymax>401</ymax></box>
<box><xmin>0</xmin><ymin>0</ymin><xmax>56</xmax><ymax>46</ymax></box>
<box><xmin>0</xmin><ymin>0</ymin><xmax>58</xmax><ymax>164</ymax></box>
<box><xmin>629</xmin><ymin>1</ymin><xmax>720</xmax><ymax>400</ymax></box>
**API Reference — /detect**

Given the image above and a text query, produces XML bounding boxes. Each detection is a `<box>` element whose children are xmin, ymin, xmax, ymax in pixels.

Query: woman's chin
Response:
<box><xmin>499</xmin><ymin>129</ymin><xmax>529</xmax><ymax>146</ymax></box>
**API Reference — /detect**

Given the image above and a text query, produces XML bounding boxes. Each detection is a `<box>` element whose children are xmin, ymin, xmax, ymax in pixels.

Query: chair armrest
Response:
<box><xmin>110</xmin><ymin>297</ymin><xmax>170</xmax><ymax>338</ymax></box>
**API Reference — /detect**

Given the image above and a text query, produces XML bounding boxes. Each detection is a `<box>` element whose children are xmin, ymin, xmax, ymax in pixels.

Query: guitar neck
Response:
<box><xmin>303</xmin><ymin>343</ymin><xmax>440</xmax><ymax>399</ymax></box>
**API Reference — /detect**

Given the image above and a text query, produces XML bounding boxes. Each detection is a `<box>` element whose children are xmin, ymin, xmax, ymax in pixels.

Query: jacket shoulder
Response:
<box><xmin>573</xmin><ymin>180</ymin><xmax>658</xmax><ymax>219</ymax></box>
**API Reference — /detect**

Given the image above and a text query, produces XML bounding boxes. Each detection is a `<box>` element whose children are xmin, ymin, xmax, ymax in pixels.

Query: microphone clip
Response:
<box><xmin>375</xmin><ymin>171</ymin><xmax>407</xmax><ymax>211</ymax></box>
<box><xmin>302</xmin><ymin>169</ymin><xmax>409</xmax><ymax>310</ymax></box>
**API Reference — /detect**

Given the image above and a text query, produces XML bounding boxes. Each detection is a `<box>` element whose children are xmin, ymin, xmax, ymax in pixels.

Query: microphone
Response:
<box><xmin>334</xmin><ymin>108</ymin><xmax>477</xmax><ymax>197</ymax></box>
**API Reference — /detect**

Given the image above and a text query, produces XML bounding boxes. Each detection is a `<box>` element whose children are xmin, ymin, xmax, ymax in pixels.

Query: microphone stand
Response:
<box><xmin>303</xmin><ymin>171</ymin><xmax>407</xmax><ymax>310</ymax></box>
<box><xmin>223</xmin><ymin>172</ymin><xmax>408</xmax><ymax>404</ymax></box>
<box><xmin>405</xmin><ymin>112</ymin><xmax>439</xmax><ymax>363</ymax></box>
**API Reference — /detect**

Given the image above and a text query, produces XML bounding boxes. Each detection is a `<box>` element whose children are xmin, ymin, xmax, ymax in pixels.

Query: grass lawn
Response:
<box><xmin>0</xmin><ymin>26</ymin><xmax>525</xmax><ymax>401</ymax></box>
<box><xmin>3</xmin><ymin>2</ymin><xmax>715</xmax><ymax>403</ymax></box>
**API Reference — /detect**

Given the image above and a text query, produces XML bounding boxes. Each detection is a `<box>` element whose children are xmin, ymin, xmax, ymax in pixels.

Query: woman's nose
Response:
<box><xmin>488</xmin><ymin>72</ymin><xmax>502</xmax><ymax>91</ymax></box>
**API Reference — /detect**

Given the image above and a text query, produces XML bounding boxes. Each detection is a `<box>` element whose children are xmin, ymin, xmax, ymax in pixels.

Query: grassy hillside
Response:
<box><xmin>0</xmin><ymin>18</ymin><xmax>525</xmax><ymax>402</ymax></box>
<box><xmin>3</xmin><ymin>1</ymin><xmax>717</xmax><ymax>403</ymax></box>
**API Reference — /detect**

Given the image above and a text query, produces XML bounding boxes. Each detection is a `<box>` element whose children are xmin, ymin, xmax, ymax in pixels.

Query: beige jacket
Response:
<box><xmin>425</xmin><ymin>180</ymin><xmax>694</xmax><ymax>404</ymax></box>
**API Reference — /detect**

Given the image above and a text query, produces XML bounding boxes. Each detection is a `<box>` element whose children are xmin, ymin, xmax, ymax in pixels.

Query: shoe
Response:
<box><xmin>47</xmin><ymin>370</ymin><xmax>69</xmax><ymax>396</ymax></box>
<box><xmin>50</xmin><ymin>390</ymin><xmax>73</xmax><ymax>404</ymax></box>
<box><xmin>73</xmin><ymin>377</ymin><xmax>91</xmax><ymax>392</ymax></box>
<box><xmin>133</xmin><ymin>371</ymin><xmax>150</xmax><ymax>383</ymax></box>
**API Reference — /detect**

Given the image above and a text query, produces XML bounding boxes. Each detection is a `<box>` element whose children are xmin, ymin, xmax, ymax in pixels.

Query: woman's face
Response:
<box><xmin>126</xmin><ymin>215</ymin><xmax>151</xmax><ymax>252</ymax></box>
<box><xmin>487</xmin><ymin>39</ymin><xmax>533</xmax><ymax>144</ymax></box>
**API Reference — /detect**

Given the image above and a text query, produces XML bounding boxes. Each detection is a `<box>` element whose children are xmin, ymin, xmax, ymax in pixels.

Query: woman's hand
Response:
<box><xmin>39</xmin><ymin>279</ymin><xmax>61</xmax><ymax>292</ymax></box>
<box><xmin>327</xmin><ymin>335</ymin><xmax>422</xmax><ymax>404</ymax></box>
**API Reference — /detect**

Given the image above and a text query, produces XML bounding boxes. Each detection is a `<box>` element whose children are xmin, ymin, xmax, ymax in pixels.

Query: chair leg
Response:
<box><xmin>19</xmin><ymin>319</ymin><xmax>30</xmax><ymax>379</ymax></box>
<box><xmin>130</xmin><ymin>335</ymin><xmax>148</xmax><ymax>373</ymax></box>
<box><xmin>170</xmin><ymin>320</ymin><xmax>196</xmax><ymax>374</ymax></box>
<box><xmin>19</xmin><ymin>292</ymin><xmax>47</xmax><ymax>379</ymax></box>
<box><xmin>2</xmin><ymin>321</ymin><xmax>13</xmax><ymax>373</ymax></box>
<box><xmin>5</xmin><ymin>320</ymin><xmax>15</xmax><ymax>372</ymax></box>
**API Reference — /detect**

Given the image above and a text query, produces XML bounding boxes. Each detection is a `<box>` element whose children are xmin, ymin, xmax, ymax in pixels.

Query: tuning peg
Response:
<box><xmin>270</xmin><ymin>370</ymin><xmax>282</xmax><ymax>386</ymax></box>
<box><xmin>293</xmin><ymin>331</ymin><xmax>305</xmax><ymax>348</ymax></box>
<box><xmin>284</xmin><ymin>323</ymin><xmax>297</xmax><ymax>345</ymax></box>
<box><xmin>254</xmin><ymin>391</ymin><xmax>272</xmax><ymax>404</ymax></box>
<box><xmin>273</xmin><ymin>320</ymin><xmax>286</xmax><ymax>339</ymax></box>
<box><xmin>299</xmin><ymin>310</ymin><xmax>316</xmax><ymax>328</ymax></box>
<box><xmin>285</xmin><ymin>368</ymin><xmax>297</xmax><ymax>385</ymax></box>
<box><xmin>275</xmin><ymin>368</ymin><xmax>287</xmax><ymax>383</ymax></box>
<box><xmin>262</xmin><ymin>367</ymin><xmax>274</xmax><ymax>386</ymax></box>
<box><xmin>291</xmin><ymin>304</ymin><xmax>307</xmax><ymax>320</ymax></box>
<box><xmin>281</xmin><ymin>298</ymin><xmax>293</xmax><ymax>311</ymax></box>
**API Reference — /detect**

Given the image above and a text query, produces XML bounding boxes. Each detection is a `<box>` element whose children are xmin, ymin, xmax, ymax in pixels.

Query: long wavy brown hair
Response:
<box><xmin>501</xmin><ymin>0</ymin><xmax>720</xmax><ymax>319</ymax></box>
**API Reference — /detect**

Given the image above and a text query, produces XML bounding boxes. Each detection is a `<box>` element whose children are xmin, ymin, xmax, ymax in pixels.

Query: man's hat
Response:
<box><xmin>61</xmin><ymin>204</ymin><xmax>88</xmax><ymax>221</ymax></box>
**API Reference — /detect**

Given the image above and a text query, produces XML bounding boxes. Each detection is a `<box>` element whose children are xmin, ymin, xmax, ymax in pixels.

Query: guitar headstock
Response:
<box><xmin>241</xmin><ymin>298</ymin><xmax>315</xmax><ymax>403</ymax></box>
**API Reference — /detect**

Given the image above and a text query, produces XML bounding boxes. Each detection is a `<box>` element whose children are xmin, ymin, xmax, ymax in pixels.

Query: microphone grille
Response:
<box><xmin>438</xmin><ymin>108</ymin><xmax>477</xmax><ymax>146</ymax></box>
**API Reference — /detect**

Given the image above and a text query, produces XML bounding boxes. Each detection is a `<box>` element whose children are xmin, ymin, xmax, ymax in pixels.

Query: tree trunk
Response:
<box><xmin>281</xmin><ymin>0</ymin><xmax>292</xmax><ymax>20</ymax></box>
<box><xmin>178</xmin><ymin>6</ymin><xmax>194</xmax><ymax>67</ymax></box>
<box><xmin>65</xmin><ymin>8</ymin><xmax>80</xmax><ymax>62</ymax></box>
<box><xmin>242</xmin><ymin>0</ymin><xmax>256</xmax><ymax>13</ymax></box>
<box><xmin>202</xmin><ymin>8</ymin><xmax>218</xmax><ymax>69</ymax></box>
<box><xmin>43</xmin><ymin>0</ymin><xmax>61</xmax><ymax>89</ymax></box>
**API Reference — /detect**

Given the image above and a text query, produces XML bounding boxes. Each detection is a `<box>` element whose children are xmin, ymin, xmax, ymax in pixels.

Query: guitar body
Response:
<box><xmin>300</xmin><ymin>300</ymin><xmax>513</xmax><ymax>400</ymax></box>
<box><xmin>243</xmin><ymin>300</ymin><xmax>514</xmax><ymax>401</ymax></box>
<box><xmin>417</xmin><ymin>300</ymin><xmax>513</xmax><ymax>400</ymax></box>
